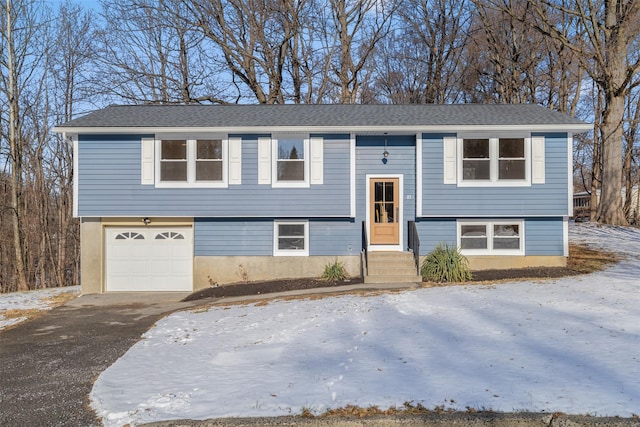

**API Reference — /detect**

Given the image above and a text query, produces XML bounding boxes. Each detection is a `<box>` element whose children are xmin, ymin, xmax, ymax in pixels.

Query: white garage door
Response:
<box><xmin>105</xmin><ymin>227</ymin><xmax>193</xmax><ymax>292</ymax></box>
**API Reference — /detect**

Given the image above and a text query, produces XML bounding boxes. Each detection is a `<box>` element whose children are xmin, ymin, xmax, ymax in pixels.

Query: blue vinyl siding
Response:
<box><xmin>194</xmin><ymin>219</ymin><xmax>273</xmax><ymax>256</ymax></box>
<box><xmin>309</xmin><ymin>219</ymin><xmax>360</xmax><ymax>256</ymax></box>
<box><xmin>421</xmin><ymin>133</ymin><xmax>569</xmax><ymax>217</ymax></box>
<box><xmin>77</xmin><ymin>134</ymin><xmax>351</xmax><ymax>217</ymax></box>
<box><xmin>355</xmin><ymin>135</ymin><xmax>416</xmax><ymax>225</ymax></box>
<box><xmin>415</xmin><ymin>219</ymin><xmax>457</xmax><ymax>255</ymax></box>
<box><xmin>415</xmin><ymin>217</ymin><xmax>564</xmax><ymax>256</ymax></box>
<box><xmin>194</xmin><ymin>218</ymin><xmax>359</xmax><ymax>256</ymax></box>
<box><xmin>525</xmin><ymin>217</ymin><xmax>564</xmax><ymax>256</ymax></box>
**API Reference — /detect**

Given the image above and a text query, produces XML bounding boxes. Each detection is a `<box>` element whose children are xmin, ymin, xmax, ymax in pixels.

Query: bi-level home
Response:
<box><xmin>54</xmin><ymin>104</ymin><xmax>590</xmax><ymax>294</ymax></box>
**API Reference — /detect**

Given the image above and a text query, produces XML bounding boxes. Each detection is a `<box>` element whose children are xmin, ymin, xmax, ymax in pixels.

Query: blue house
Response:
<box><xmin>54</xmin><ymin>104</ymin><xmax>590</xmax><ymax>294</ymax></box>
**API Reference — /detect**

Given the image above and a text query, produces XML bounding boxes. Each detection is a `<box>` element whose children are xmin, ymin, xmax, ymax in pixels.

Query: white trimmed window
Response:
<box><xmin>155</xmin><ymin>138</ymin><xmax>228</xmax><ymax>187</ymax></box>
<box><xmin>272</xmin><ymin>137</ymin><xmax>310</xmax><ymax>187</ymax></box>
<box><xmin>456</xmin><ymin>136</ymin><xmax>531</xmax><ymax>186</ymax></box>
<box><xmin>457</xmin><ymin>220</ymin><xmax>524</xmax><ymax>255</ymax></box>
<box><xmin>274</xmin><ymin>221</ymin><xmax>309</xmax><ymax>256</ymax></box>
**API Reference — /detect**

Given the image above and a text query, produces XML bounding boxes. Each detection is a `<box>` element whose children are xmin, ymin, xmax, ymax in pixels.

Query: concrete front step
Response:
<box><xmin>364</xmin><ymin>274</ymin><xmax>423</xmax><ymax>284</ymax></box>
<box><xmin>368</xmin><ymin>265</ymin><xmax>419</xmax><ymax>276</ymax></box>
<box><xmin>368</xmin><ymin>251</ymin><xmax>416</xmax><ymax>261</ymax></box>
<box><xmin>365</xmin><ymin>251</ymin><xmax>422</xmax><ymax>284</ymax></box>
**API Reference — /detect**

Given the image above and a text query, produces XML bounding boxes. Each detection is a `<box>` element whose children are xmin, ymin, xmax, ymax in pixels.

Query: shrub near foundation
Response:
<box><xmin>421</xmin><ymin>243</ymin><xmax>472</xmax><ymax>282</ymax></box>
<box><xmin>321</xmin><ymin>260</ymin><xmax>348</xmax><ymax>281</ymax></box>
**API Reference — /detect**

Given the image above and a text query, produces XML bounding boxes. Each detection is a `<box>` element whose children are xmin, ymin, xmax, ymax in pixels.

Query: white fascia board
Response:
<box><xmin>52</xmin><ymin>123</ymin><xmax>593</xmax><ymax>135</ymax></box>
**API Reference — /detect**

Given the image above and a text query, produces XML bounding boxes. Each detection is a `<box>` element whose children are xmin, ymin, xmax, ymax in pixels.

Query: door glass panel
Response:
<box><xmin>385</xmin><ymin>182</ymin><xmax>394</xmax><ymax>202</ymax></box>
<box><xmin>374</xmin><ymin>182</ymin><xmax>383</xmax><ymax>202</ymax></box>
<box><xmin>373</xmin><ymin>180</ymin><xmax>396</xmax><ymax>223</ymax></box>
<box><xmin>385</xmin><ymin>202</ymin><xmax>394</xmax><ymax>223</ymax></box>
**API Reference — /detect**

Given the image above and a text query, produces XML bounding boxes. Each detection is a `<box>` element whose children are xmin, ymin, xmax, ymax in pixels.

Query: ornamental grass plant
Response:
<box><xmin>421</xmin><ymin>243</ymin><xmax>472</xmax><ymax>282</ymax></box>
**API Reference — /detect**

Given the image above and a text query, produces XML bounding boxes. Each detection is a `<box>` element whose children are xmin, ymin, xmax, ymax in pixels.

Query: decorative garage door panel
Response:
<box><xmin>105</xmin><ymin>227</ymin><xmax>193</xmax><ymax>292</ymax></box>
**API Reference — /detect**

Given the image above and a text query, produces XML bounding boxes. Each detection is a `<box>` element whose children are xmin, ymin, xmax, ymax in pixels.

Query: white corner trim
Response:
<box><xmin>563</xmin><ymin>217</ymin><xmax>569</xmax><ymax>257</ymax></box>
<box><xmin>350</xmin><ymin>134</ymin><xmax>356</xmax><ymax>218</ymax></box>
<box><xmin>568</xmin><ymin>132</ymin><xmax>574</xmax><ymax>217</ymax></box>
<box><xmin>71</xmin><ymin>134</ymin><xmax>79</xmax><ymax>218</ymax></box>
<box><xmin>416</xmin><ymin>133</ymin><xmax>423</xmax><ymax>217</ymax></box>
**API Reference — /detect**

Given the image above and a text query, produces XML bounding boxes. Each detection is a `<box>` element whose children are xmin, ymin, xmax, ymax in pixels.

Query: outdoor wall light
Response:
<box><xmin>142</xmin><ymin>217</ymin><xmax>151</xmax><ymax>225</ymax></box>
<box><xmin>383</xmin><ymin>133</ymin><xmax>389</xmax><ymax>158</ymax></box>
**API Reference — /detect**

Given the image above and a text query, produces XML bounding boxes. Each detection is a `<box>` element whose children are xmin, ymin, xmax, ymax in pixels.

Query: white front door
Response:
<box><xmin>105</xmin><ymin>227</ymin><xmax>193</xmax><ymax>292</ymax></box>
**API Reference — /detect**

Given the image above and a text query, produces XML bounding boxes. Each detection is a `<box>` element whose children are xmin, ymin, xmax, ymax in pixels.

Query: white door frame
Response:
<box><xmin>365</xmin><ymin>174</ymin><xmax>403</xmax><ymax>252</ymax></box>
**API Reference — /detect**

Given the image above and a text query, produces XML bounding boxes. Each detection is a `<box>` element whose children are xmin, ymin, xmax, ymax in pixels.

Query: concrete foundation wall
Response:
<box><xmin>464</xmin><ymin>255</ymin><xmax>566</xmax><ymax>271</ymax></box>
<box><xmin>80</xmin><ymin>218</ymin><xmax>103</xmax><ymax>294</ymax></box>
<box><xmin>194</xmin><ymin>255</ymin><xmax>361</xmax><ymax>290</ymax></box>
<box><xmin>418</xmin><ymin>255</ymin><xmax>566</xmax><ymax>273</ymax></box>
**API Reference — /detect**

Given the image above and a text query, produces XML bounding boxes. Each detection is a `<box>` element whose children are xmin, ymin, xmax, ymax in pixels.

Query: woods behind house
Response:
<box><xmin>1</xmin><ymin>0</ymin><xmax>639</xmax><ymax>292</ymax></box>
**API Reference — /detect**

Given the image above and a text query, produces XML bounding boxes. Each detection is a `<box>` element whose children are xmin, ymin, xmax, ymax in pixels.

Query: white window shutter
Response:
<box><xmin>310</xmin><ymin>137</ymin><xmax>323</xmax><ymax>185</ymax></box>
<box><xmin>258</xmin><ymin>136</ymin><xmax>271</xmax><ymax>184</ymax></box>
<box><xmin>228</xmin><ymin>137</ymin><xmax>242</xmax><ymax>185</ymax></box>
<box><xmin>141</xmin><ymin>138</ymin><xmax>155</xmax><ymax>185</ymax></box>
<box><xmin>443</xmin><ymin>136</ymin><xmax>457</xmax><ymax>184</ymax></box>
<box><xmin>531</xmin><ymin>136</ymin><xmax>545</xmax><ymax>184</ymax></box>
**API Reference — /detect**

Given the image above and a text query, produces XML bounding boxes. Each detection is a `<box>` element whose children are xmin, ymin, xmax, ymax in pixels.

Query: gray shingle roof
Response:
<box><xmin>55</xmin><ymin>104</ymin><xmax>590</xmax><ymax>130</ymax></box>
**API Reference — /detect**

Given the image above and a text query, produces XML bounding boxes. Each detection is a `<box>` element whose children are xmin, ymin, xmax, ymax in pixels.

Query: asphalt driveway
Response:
<box><xmin>0</xmin><ymin>293</ymin><xmax>201</xmax><ymax>427</ymax></box>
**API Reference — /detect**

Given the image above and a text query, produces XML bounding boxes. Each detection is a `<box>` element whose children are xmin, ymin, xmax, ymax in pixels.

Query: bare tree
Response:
<box><xmin>375</xmin><ymin>0</ymin><xmax>469</xmax><ymax>104</ymax></box>
<box><xmin>480</xmin><ymin>0</ymin><xmax>640</xmax><ymax>225</ymax></box>
<box><xmin>317</xmin><ymin>0</ymin><xmax>397</xmax><ymax>103</ymax></box>
<box><xmin>170</xmin><ymin>0</ymin><xmax>307</xmax><ymax>104</ymax></box>
<box><xmin>623</xmin><ymin>89</ymin><xmax>640</xmax><ymax>223</ymax></box>
<box><xmin>97</xmin><ymin>0</ymin><xmax>223</xmax><ymax>104</ymax></box>
<box><xmin>0</xmin><ymin>0</ymin><xmax>49</xmax><ymax>291</ymax></box>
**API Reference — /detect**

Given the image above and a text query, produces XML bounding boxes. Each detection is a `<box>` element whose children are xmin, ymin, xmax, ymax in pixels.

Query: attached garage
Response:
<box><xmin>105</xmin><ymin>227</ymin><xmax>193</xmax><ymax>292</ymax></box>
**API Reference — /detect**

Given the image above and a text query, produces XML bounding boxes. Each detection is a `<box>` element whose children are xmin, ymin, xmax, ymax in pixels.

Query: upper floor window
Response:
<box><xmin>462</xmin><ymin>138</ymin><xmax>490</xmax><ymax>180</ymax></box>
<box><xmin>277</xmin><ymin>138</ymin><xmax>305</xmax><ymax>181</ymax></box>
<box><xmin>156</xmin><ymin>138</ymin><xmax>227</xmax><ymax>187</ymax></box>
<box><xmin>196</xmin><ymin>139</ymin><xmax>223</xmax><ymax>181</ymax></box>
<box><xmin>270</xmin><ymin>137</ymin><xmax>310</xmax><ymax>187</ymax></box>
<box><xmin>160</xmin><ymin>140</ymin><xmax>187</xmax><ymax>181</ymax></box>
<box><xmin>458</xmin><ymin>137</ymin><xmax>529</xmax><ymax>186</ymax></box>
<box><xmin>498</xmin><ymin>138</ymin><xmax>525</xmax><ymax>180</ymax></box>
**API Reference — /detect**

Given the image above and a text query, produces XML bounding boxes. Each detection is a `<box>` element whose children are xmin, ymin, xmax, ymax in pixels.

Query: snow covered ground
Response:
<box><xmin>92</xmin><ymin>222</ymin><xmax>640</xmax><ymax>426</ymax></box>
<box><xmin>0</xmin><ymin>286</ymin><xmax>79</xmax><ymax>331</ymax></box>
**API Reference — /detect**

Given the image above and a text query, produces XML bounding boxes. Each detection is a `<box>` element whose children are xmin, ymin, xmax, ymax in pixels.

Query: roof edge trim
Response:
<box><xmin>53</xmin><ymin>124</ymin><xmax>592</xmax><ymax>134</ymax></box>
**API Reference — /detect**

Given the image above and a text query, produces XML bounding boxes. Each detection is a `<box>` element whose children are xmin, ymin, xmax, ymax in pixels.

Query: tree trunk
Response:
<box><xmin>6</xmin><ymin>0</ymin><xmax>29</xmax><ymax>291</ymax></box>
<box><xmin>597</xmin><ymin>91</ymin><xmax>626</xmax><ymax>224</ymax></box>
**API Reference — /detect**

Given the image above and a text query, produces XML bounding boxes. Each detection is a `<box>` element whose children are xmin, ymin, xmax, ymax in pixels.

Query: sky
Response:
<box><xmin>87</xmin><ymin>221</ymin><xmax>640</xmax><ymax>426</ymax></box>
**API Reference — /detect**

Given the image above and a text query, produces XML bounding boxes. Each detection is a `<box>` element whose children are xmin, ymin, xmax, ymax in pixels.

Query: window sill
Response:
<box><xmin>457</xmin><ymin>180</ymin><xmax>530</xmax><ymax>188</ymax></box>
<box><xmin>155</xmin><ymin>181</ymin><xmax>228</xmax><ymax>189</ymax></box>
<box><xmin>461</xmin><ymin>250</ymin><xmax>524</xmax><ymax>256</ymax></box>
<box><xmin>271</xmin><ymin>181</ymin><xmax>310</xmax><ymax>188</ymax></box>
